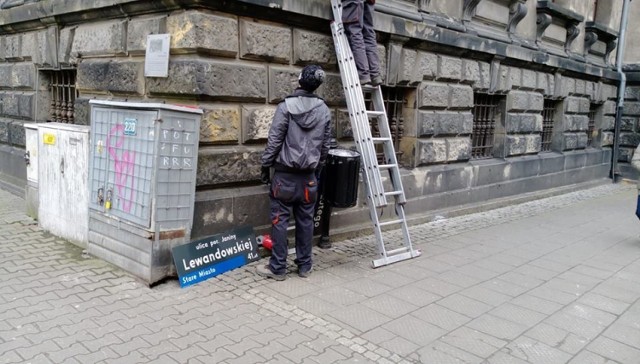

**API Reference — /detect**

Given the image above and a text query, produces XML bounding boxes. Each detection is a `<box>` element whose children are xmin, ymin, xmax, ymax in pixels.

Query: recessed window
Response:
<box><xmin>541</xmin><ymin>99</ymin><xmax>558</xmax><ymax>152</ymax></box>
<box><xmin>45</xmin><ymin>70</ymin><xmax>78</xmax><ymax>124</ymax></box>
<box><xmin>471</xmin><ymin>93</ymin><xmax>502</xmax><ymax>159</ymax></box>
<box><xmin>587</xmin><ymin>103</ymin><xmax>599</xmax><ymax>147</ymax></box>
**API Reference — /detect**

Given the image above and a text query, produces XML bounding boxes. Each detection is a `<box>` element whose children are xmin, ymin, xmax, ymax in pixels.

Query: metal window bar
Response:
<box><xmin>541</xmin><ymin>99</ymin><xmax>556</xmax><ymax>152</ymax></box>
<box><xmin>471</xmin><ymin>93</ymin><xmax>499</xmax><ymax>159</ymax></box>
<box><xmin>365</xmin><ymin>86</ymin><xmax>407</xmax><ymax>163</ymax></box>
<box><xmin>49</xmin><ymin>70</ymin><xmax>77</xmax><ymax>124</ymax></box>
<box><xmin>587</xmin><ymin>104</ymin><xmax>598</xmax><ymax>147</ymax></box>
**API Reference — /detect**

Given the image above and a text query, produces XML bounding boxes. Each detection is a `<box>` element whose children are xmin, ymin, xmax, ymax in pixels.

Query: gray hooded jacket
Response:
<box><xmin>261</xmin><ymin>88</ymin><xmax>332</xmax><ymax>171</ymax></box>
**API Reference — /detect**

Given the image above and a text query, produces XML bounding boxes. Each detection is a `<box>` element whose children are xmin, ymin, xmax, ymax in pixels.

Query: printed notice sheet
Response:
<box><xmin>144</xmin><ymin>34</ymin><xmax>170</xmax><ymax>78</ymax></box>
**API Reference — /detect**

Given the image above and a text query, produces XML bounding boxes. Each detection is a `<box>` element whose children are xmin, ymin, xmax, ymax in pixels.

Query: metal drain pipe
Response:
<box><xmin>612</xmin><ymin>0</ymin><xmax>632</xmax><ymax>182</ymax></box>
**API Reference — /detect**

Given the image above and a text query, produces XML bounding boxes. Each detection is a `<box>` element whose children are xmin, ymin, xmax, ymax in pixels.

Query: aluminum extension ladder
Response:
<box><xmin>330</xmin><ymin>0</ymin><xmax>421</xmax><ymax>268</ymax></box>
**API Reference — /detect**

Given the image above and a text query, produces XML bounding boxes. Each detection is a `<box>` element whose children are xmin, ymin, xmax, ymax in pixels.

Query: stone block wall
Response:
<box><xmin>0</xmin><ymin>0</ymin><xmax>627</xmax><ymax>241</ymax></box>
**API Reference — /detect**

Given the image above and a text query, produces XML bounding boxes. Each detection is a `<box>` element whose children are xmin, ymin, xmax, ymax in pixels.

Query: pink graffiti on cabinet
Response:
<box><xmin>107</xmin><ymin>124</ymin><xmax>136</xmax><ymax>213</ymax></box>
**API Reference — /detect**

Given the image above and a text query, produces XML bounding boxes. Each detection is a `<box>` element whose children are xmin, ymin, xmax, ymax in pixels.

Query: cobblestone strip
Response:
<box><xmin>239</xmin><ymin>289</ymin><xmax>417</xmax><ymax>364</ymax></box>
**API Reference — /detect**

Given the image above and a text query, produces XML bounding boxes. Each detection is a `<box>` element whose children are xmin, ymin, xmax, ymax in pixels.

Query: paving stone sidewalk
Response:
<box><xmin>1</xmin><ymin>182</ymin><xmax>640</xmax><ymax>364</ymax></box>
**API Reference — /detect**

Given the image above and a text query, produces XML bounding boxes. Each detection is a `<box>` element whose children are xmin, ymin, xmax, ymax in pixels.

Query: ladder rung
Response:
<box><xmin>384</xmin><ymin>191</ymin><xmax>403</xmax><ymax>197</ymax></box>
<box><xmin>387</xmin><ymin>247</ymin><xmax>410</xmax><ymax>255</ymax></box>
<box><xmin>379</xmin><ymin>164</ymin><xmax>397</xmax><ymax>170</ymax></box>
<box><xmin>371</xmin><ymin>137</ymin><xmax>392</xmax><ymax>143</ymax></box>
<box><xmin>378</xmin><ymin>219</ymin><xmax>404</xmax><ymax>227</ymax></box>
<box><xmin>366</xmin><ymin>111</ymin><xmax>385</xmax><ymax>117</ymax></box>
<box><xmin>372</xmin><ymin>250</ymin><xmax>421</xmax><ymax>268</ymax></box>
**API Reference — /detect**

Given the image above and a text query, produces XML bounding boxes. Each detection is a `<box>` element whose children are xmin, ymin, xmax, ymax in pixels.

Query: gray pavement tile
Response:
<box><xmin>73</xmin><ymin>347</ymin><xmax>120</xmax><ymax>364</ymax></box>
<box><xmin>505</xmin><ymin>336</ymin><xmax>573</xmax><ymax>364</ymax></box>
<box><xmin>509</xmin><ymin>294</ymin><xmax>564</xmax><ymax>315</ymax></box>
<box><xmin>281</xmin><ymin>345</ymin><xmax>322</xmax><ymax>363</ymax></box>
<box><xmin>437</xmin><ymin>293</ymin><xmax>493</xmax><ymax>318</ymax></box>
<box><xmin>342</xmin><ymin>277</ymin><xmax>394</xmax><ymax>297</ymax></box>
<box><xmin>563</xmin><ymin>303</ymin><xmax>618</xmax><ymax>327</ymax></box>
<box><xmin>437</xmin><ymin>270</ymin><xmax>483</xmax><ymax>288</ymax></box>
<box><xmin>327</xmin><ymin>305</ymin><xmax>392</xmax><ymax>333</ymax></box>
<box><xmin>387</xmin><ymin>284</ymin><xmax>442</xmax><ymax>307</ymax></box>
<box><xmin>467</xmin><ymin>314</ymin><xmax>528</xmax><ymax>340</ymax></box>
<box><xmin>587</xmin><ymin>336</ymin><xmax>640</xmax><ymax>364</ymax></box>
<box><xmin>310</xmin><ymin>286</ymin><xmax>367</xmax><ymax>306</ymax></box>
<box><xmin>309</xmin><ymin>348</ymin><xmax>349</xmax><ymax>364</ymax></box>
<box><xmin>378</xmin><ymin>335</ymin><xmax>420</xmax><ymax>357</ymax></box>
<box><xmin>410</xmin><ymin>303</ymin><xmax>470</xmax><ymax>331</ymax></box>
<box><xmin>415</xmin><ymin>341</ymin><xmax>483</xmax><ymax>364</ymax></box>
<box><xmin>47</xmin><ymin>343</ymin><xmax>91</xmax><ymax>363</ymax></box>
<box><xmin>361</xmin><ymin>293</ymin><xmax>420</xmax><ymax>319</ymax></box>
<box><xmin>528</xmin><ymin>285</ymin><xmax>580</xmax><ymax>305</ymax></box>
<box><xmin>602</xmin><ymin>321</ymin><xmax>640</xmax><ymax>350</ymax></box>
<box><xmin>368</xmin><ymin>269</ymin><xmax>417</xmax><ymax>287</ymax></box>
<box><xmin>412</xmin><ymin>257</ymin><xmax>456</xmax><ymax>273</ymax></box>
<box><xmin>382</xmin><ymin>315</ymin><xmax>445</xmax><ymax>346</ymax></box>
<box><xmin>567</xmin><ymin>350</ymin><xmax>617</xmax><ymax>364</ymax></box>
<box><xmin>618</xmin><ymin>307</ymin><xmax>640</xmax><ymax>330</ymax></box>
<box><xmin>489</xmin><ymin>302</ymin><xmax>546</xmax><ymax>327</ymax></box>
<box><xmin>545</xmin><ymin>311</ymin><xmax>606</xmax><ymax>340</ymax></box>
<box><xmin>577</xmin><ymin>292</ymin><xmax>630</xmax><ymax>315</ymax></box>
<box><xmin>415</xmin><ymin>276</ymin><xmax>464</xmax><ymax>297</ymax></box>
<box><xmin>524</xmin><ymin>322</ymin><xmax>589</xmax><ymax>355</ymax></box>
<box><xmin>591</xmin><ymin>281</ymin><xmax>639</xmax><ymax>303</ymax></box>
<box><xmin>440</xmin><ymin>326</ymin><xmax>506</xmax><ymax>358</ymax></box>
<box><xmin>291</xmin><ymin>295</ymin><xmax>342</xmax><ymax>316</ymax></box>
<box><xmin>387</xmin><ymin>263</ymin><xmax>437</xmax><ymax>281</ymax></box>
<box><xmin>459</xmin><ymin>285</ymin><xmax>511</xmax><ymax>307</ymax></box>
<box><xmin>431</xmin><ymin>252</ymin><xmax>475</xmax><ymax>267</ymax></box>
<box><xmin>478</xmin><ymin>278</ymin><xmax>529</xmax><ymax>297</ymax></box>
<box><xmin>484</xmin><ymin>350</ymin><xmax>530</xmax><ymax>364</ymax></box>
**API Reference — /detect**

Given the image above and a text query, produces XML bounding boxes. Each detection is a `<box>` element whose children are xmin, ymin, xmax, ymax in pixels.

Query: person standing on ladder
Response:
<box><xmin>257</xmin><ymin>65</ymin><xmax>333</xmax><ymax>281</ymax></box>
<box><xmin>342</xmin><ymin>0</ymin><xmax>383</xmax><ymax>86</ymax></box>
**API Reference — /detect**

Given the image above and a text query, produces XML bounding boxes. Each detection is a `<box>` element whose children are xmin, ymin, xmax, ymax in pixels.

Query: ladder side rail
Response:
<box><xmin>395</xmin><ymin>203</ymin><xmax>418</xmax><ymax>256</ymax></box>
<box><xmin>371</xmin><ymin>88</ymin><xmax>407</xmax><ymax>204</ymax></box>
<box><xmin>368</xmin><ymin>205</ymin><xmax>389</xmax><ymax>262</ymax></box>
<box><xmin>330</xmin><ymin>0</ymin><xmax>387</xmax><ymax>206</ymax></box>
<box><xmin>331</xmin><ymin>23</ymin><xmax>387</xmax><ymax>206</ymax></box>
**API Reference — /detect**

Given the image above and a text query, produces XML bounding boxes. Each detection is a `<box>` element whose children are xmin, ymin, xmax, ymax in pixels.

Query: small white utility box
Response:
<box><xmin>37</xmin><ymin>123</ymin><xmax>90</xmax><ymax>247</ymax></box>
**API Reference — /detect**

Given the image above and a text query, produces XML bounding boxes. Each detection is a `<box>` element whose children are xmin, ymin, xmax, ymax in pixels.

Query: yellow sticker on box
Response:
<box><xmin>43</xmin><ymin>133</ymin><xmax>56</xmax><ymax>145</ymax></box>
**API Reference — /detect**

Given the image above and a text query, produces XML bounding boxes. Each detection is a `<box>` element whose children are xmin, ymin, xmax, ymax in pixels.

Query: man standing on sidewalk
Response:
<box><xmin>257</xmin><ymin>65</ymin><xmax>333</xmax><ymax>280</ymax></box>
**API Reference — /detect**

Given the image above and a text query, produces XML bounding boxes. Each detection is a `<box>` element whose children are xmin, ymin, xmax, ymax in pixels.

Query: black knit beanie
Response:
<box><xmin>298</xmin><ymin>65</ymin><xmax>325</xmax><ymax>92</ymax></box>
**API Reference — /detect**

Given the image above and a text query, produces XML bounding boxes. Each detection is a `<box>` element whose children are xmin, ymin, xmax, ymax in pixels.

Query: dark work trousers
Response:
<box><xmin>636</xmin><ymin>194</ymin><xmax>640</xmax><ymax>220</ymax></box>
<box><xmin>343</xmin><ymin>0</ymin><xmax>380</xmax><ymax>80</ymax></box>
<box><xmin>268</xmin><ymin>171</ymin><xmax>318</xmax><ymax>275</ymax></box>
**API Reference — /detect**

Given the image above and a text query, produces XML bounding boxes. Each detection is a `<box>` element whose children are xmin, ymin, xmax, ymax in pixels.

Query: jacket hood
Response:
<box><xmin>285</xmin><ymin>88</ymin><xmax>326</xmax><ymax>129</ymax></box>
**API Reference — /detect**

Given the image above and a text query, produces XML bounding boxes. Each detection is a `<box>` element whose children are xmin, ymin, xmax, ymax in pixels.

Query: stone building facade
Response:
<box><xmin>0</xmin><ymin>0</ymin><xmax>636</xmax><ymax>241</ymax></box>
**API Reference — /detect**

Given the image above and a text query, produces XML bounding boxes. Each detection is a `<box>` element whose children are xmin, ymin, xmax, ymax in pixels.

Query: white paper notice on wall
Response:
<box><xmin>144</xmin><ymin>34</ymin><xmax>171</xmax><ymax>78</ymax></box>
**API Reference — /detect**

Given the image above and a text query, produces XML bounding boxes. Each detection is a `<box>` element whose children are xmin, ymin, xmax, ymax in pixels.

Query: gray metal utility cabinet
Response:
<box><xmin>87</xmin><ymin>100</ymin><xmax>203</xmax><ymax>285</ymax></box>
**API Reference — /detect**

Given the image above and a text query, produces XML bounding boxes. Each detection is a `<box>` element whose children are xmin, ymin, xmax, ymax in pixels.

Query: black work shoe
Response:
<box><xmin>256</xmin><ymin>264</ymin><xmax>286</xmax><ymax>281</ymax></box>
<box><xmin>371</xmin><ymin>74</ymin><xmax>383</xmax><ymax>86</ymax></box>
<box><xmin>318</xmin><ymin>238</ymin><xmax>332</xmax><ymax>249</ymax></box>
<box><xmin>359</xmin><ymin>76</ymin><xmax>371</xmax><ymax>85</ymax></box>
<box><xmin>298</xmin><ymin>267</ymin><xmax>313</xmax><ymax>278</ymax></box>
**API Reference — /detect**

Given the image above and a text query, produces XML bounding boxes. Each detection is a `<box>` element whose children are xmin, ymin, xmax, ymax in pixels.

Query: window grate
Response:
<box><xmin>48</xmin><ymin>70</ymin><xmax>77</xmax><ymax>124</ymax></box>
<box><xmin>541</xmin><ymin>99</ymin><xmax>557</xmax><ymax>152</ymax></box>
<box><xmin>587</xmin><ymin>103</ymin><xmax>598</xmax><ymax>147</ymax></box>
<box><xmin>471</xmin><ymin>93</ymin><xmax>500</xmax><ymax>159</ymax></box>
<box><xmin>365</xmin><ymin>86</ymin><xmax>408</xmax><ymax>163</ymax></box>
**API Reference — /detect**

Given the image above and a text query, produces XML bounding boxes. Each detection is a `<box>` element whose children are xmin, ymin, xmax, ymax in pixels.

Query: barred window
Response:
<box><xmin>46</xmin><ymin>70</ymin><xmax>77</xmax><ymax>124</ymax></box>
<box><xmin>471</xmin><ymin>93</ymin><xmax>502</xmax><ymax>159</ymax></box>
<box><xmin>365</xmin><ymin>86</ymin><xmax>411</xmax><ymax>163</ymax></box>
<box><xmin>541</xmin><ymin>99</ymin><xmax>558</xmax><ymax>152</ymax></box>
<box><xmin>587</xmin><ymin>103</ymin><xmax>599</xmax><ymax>147</ymax></box>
